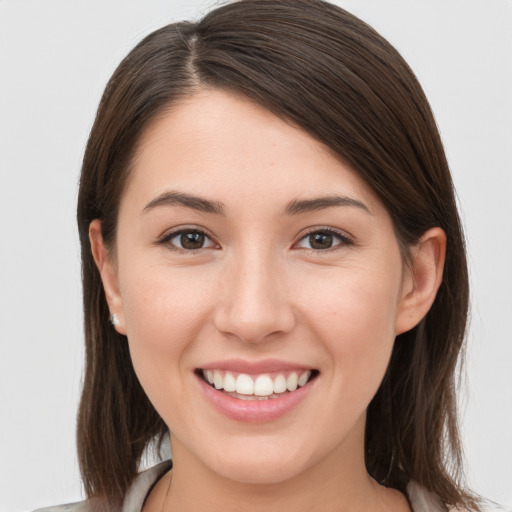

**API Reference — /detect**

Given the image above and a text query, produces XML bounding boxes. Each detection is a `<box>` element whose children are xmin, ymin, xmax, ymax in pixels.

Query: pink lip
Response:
<box><xmin>200</xmin><ymin>358</ymin><xmax>314</xmax><ymax>374</ymax></box>
<box><xmin>195</xmin><ymin>366</ymin><xmax>317</xmax><ymax>424</ymax></box>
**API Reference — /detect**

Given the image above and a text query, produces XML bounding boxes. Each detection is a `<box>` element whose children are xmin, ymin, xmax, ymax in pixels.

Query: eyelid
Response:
<box><xmin>156</xmin><ymin>225</ymin><xmax>353</xmax><ymax>253</ymax></box>
<box><xmin>157</xmin><ymin>225</ymin><xmax>219</xmax><ymax>252</ymax></box>
<box><xmin>294</xmin><ymin>227</ymin><xmax>354</xmax><ymax>251</ymax></box>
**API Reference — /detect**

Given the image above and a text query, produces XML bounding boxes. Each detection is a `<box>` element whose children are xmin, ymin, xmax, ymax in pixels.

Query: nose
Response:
<box><xmin>213</xmin><ymin>247</ymin><xmax>295</xmax><ymax>344</ymax></box>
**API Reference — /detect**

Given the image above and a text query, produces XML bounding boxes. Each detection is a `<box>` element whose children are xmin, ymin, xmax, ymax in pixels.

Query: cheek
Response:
<box><xmin>301</xmin><ymin>263</ymin><xmax>401</xmax><ymax>336</ymax></box>
<box><xmin>118</xmin><ymin>262</ymin><xmax>215</xmax><ymax>393</ymax></box>
<box><xmin>297</xmin><ymin>264</ymin><xmax>401</xmax><ymax>394</ymax></box>
<box><xmin>121</xmin><ymin>260</ymin><xmax>213</xmax><ymax>334</ymax></box>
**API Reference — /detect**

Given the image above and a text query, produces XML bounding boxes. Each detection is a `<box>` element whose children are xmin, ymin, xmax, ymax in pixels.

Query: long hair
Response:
<box><xmin>76</xmin><ymin>1</ymin><xmax>477</xmax><ymax>509</ymax></box>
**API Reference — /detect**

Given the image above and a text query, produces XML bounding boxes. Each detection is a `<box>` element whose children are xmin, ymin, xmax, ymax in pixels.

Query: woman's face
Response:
<box><xmin>96</xmin><ymin>89</ymin><xmax>419</xmax><ymax>484</ymax></box>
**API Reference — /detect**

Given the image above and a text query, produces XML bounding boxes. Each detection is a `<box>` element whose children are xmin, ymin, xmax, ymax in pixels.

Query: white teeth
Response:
<box><xmin>237</xmin><ymin>394</ymin><xmax>266</xmax><ymax>401</ymax></box>
<box><xmin>273</xmin><ymin>374</ymin><xmax>287</xmax><ymax>394</ymax></box>
<box><xmin>254</xmin><ymin>375</ymin><xmax>274</xmax><ymax>396</ymax></box>
<box><xmin>213</xmin><ymin>370</ymin><xmax>224</xmax><ymax>389</ymax></box>
<box><xmin>235</xmin><ymin>374</ymin><xmax>254</xmax><ymax>395</ymax></box>
<box><xmin>298</xmin><ymin>371</ymin><xmax>311</xmax><ymax>387</ymax></box>
<box><xmin>213</xmin><ymin>370</ymin><xmax>223</xmax><ymax>390</ymax></box>
<box><xmin>286</xmin><ymin>372</ymin><xmax>298</xmax><ymax>391</ymax></box>
<box><xmin>223</xmin><ymin>372</ymin><xmax>236</xmax><ymax>392</ymax></box>
<box><xmin>202</xmin><ymin>369</ymin><xmax>315</xmax><ymax>396</ymax></box>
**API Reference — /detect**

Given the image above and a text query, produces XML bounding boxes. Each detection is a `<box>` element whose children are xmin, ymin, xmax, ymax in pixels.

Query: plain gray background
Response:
<box><xmin>0</xmin><ymin>1</ymin><xmax>511</xmax><ymax>511</ymax></box>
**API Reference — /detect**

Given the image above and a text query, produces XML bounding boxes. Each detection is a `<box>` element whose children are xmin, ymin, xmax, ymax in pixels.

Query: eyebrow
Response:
<box><xmin>284</xmin><ymin>196</ymin><xmax>370</xmax><ymax>215</ymax></box>
<box><xmin>142</xmin><ymin>190</ymin><xmax>370</xmax><ymax>217</ymax></box>
<box><xmin>143</xmin><ymin>191</ymin><xmax>226</xmax><ymax>216</ymax></box>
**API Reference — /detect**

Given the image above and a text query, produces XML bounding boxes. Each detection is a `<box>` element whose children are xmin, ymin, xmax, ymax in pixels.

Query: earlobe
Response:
<box><xmin>395</xmin><ymin>227</ymin><xmax>446</xmax><ymax>335</ymax></box>
<box><xmin>89</xmin><ymin>220</ymin><xmax>127</xmax><ymax>335</ymax></box>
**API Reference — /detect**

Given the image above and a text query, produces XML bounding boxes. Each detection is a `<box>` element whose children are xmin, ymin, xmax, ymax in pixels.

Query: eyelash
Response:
<box><xmin>296</xmin><ymin>227</ymin><xmax>353</xmax><ymax>252</ymax></box>
<box><xmin>157</xmin><ymin>227</ymin><xmax>353</xmax><ymax>253</ymax></box>
<box><xmin>158</xmin><ymin>227</ymin><xmax>218</xmax><ymax>254</ymax></box>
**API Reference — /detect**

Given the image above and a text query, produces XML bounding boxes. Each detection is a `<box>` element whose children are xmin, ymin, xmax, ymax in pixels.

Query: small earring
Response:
<box><xmin>109</xmin><ymin>313</ymin><xmax>120</xmax><ymax>327</ymax></box>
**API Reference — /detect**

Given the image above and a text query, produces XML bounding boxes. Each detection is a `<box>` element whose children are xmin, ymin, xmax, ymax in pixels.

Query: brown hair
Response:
<box><xmin>76</xmin><ymin>0</ymin><xmax>478</xmax><ymax>509</ymax></box>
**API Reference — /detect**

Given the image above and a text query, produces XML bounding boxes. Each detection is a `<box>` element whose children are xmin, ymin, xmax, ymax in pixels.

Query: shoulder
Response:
<box><xmin>33</xmin><ymin>503</ymin><xmax>90</xmax><ymax>512</ymax></box>
<box><xmin>32</xmin><ymin>461</ymin><xmax>172</xmax><ymax>512</ymax></box>
<box><xmin>406</xmin><ymin>482</ymin><xmax>509</xmax><ymax>512</ymax></box>
<box><xmin>123</xmin><ymin>460</ymin><xmax>172</xmax><ymax>510</ymax></box>
<box><xmin>406</xmin><ymin>481</ymin><xmax>448</xmax><ymax>512</ymax></box>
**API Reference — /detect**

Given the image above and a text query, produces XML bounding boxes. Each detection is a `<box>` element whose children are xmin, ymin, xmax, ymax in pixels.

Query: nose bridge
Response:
<box><xmin>214</xmin><ymin>243</ymin><xmax>294</xmax><ymax>343</ymax></box>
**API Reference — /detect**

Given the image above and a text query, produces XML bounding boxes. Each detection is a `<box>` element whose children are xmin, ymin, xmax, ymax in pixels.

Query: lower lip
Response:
<box><xmin>196</xmin><ymin>374</ymin><xmax>315</xmax><ymax>423</ymax></box>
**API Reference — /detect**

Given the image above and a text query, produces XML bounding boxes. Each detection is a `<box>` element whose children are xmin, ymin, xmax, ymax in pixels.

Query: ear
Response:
<box><xmin>89</xmin><ymin>220</ymin><xmax>127</xmax><ymax>335</ymax></box>
<box><xmin>395</xmin><ymin>227</ymin><xmax>446</xmax><ymax>335</ymax></box>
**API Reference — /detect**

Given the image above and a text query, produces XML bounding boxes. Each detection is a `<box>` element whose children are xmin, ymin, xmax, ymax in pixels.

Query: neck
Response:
<box><xmin>158</xmin><ymin>417</ymin><xmax>407</xmax><ymax>512</ymax></box>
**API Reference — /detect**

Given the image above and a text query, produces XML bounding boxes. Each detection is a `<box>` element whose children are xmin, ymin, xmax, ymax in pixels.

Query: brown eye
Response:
<box><xmin>309</xmin><ymin>232</ymin><xmax>334</xmax><ymax>250</ymax></box>
<box><xmin>166</xmin><ymin>229</ymin><xmax>216</xmax><ymax>251</ymax></box>
<box><xmin>296</xmin><ymin>229</ymin><xmax>351</xmax><ymax>251</ymax></box>
<box><xmin>181</xmin><ymin>231</ymin><xmax>205</xmax><ymax>249</ymax></box>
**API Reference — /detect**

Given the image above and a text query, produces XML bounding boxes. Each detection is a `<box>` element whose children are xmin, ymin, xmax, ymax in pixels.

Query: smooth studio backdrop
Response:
<box><xmin>0</xmin><ymin>1</ymin><xmax>511</xmax><ymax>511</ymax></box>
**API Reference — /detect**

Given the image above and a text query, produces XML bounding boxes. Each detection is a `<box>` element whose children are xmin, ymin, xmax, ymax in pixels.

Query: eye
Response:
<box><xmin>163</xmin><ymin>229</ymin><xmax>217</xmax><ymax>251</ymax></box>
<box><xmin>296</xmin><ymin>229</ymin><xmax>351</xmax><ymax>251</ymax></box>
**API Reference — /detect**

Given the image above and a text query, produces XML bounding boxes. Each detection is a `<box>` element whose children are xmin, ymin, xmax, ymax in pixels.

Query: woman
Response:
<box><xmin>36</xmin><ymin>0</ymin><xmax>483</xmax><ymax>510</ymax></box>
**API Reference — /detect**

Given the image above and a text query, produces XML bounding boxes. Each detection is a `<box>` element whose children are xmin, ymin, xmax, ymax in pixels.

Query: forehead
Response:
<box><xmin>125</xmin><ymin>89</ymin><xmax>380</xmax><ymax>215</ymax></box>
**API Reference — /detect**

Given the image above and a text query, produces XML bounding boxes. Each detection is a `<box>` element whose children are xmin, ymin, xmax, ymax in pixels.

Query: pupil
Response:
<box><xmin>310</xmin><ymin>232</ymin><xmax>333</xmax><ymax>249</ymax></box>
<box><xmin>181</xmin><ymin>231</ymin><xmax>204</xmax><ymax>249</ymax></box>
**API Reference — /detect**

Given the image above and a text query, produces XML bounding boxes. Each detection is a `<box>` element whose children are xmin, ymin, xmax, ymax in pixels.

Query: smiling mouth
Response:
<box><xmin>197</xmin><ymin>369</ymin><xmax>319</xmax><ymax>400</ymax></box>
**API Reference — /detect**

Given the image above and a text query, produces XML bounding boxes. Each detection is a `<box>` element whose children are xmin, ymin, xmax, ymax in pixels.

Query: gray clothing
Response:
<box><xmin>34</xmin><ymin>460</ymin><xmax>447</xmax><ymax>512</ymax></box>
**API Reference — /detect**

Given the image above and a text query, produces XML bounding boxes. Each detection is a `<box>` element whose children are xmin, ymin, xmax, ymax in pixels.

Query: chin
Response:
<box><xmin>200</xmin><ymin>439</ymin><xmax>316</xmax><ymax>485</ymax></box>
<box><xmin>215</xmin><ymin>458</ymin><xmax>303</xmax><ymax>485</ymax></box>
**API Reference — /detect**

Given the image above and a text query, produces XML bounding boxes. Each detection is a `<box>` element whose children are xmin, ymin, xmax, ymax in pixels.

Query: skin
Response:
<box><xmin>90</xmin><ymin>89</ymin><xmax>446</xmax><ymax>512</ymax></box>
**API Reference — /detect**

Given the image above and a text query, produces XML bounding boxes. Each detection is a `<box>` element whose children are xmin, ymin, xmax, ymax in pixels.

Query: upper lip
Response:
<box><xmin>199</xmin><ymin>358</ymin><xmax>316</xmax><ymax>374</ymax></box>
